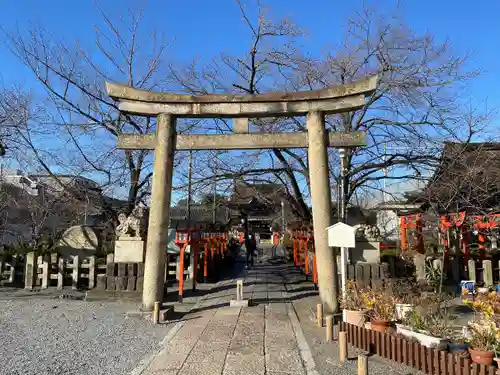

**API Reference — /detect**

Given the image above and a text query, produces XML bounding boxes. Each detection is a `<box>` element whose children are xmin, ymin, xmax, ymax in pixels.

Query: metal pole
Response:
<box><xmin>339</xmin><ymin>148</ymin><xmax>347</xmax><ymax>299</ymax></box>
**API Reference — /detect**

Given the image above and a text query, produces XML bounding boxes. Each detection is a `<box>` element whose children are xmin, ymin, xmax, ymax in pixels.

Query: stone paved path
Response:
<box><xmin>140</xmin><ymin>246</ymin><xmax>314</xmax><ymax>375</ymax></box>
<box><xmin>138</xmin><ymin>244</ymin><xmax>422</xmax><ymax>375</ymax></box>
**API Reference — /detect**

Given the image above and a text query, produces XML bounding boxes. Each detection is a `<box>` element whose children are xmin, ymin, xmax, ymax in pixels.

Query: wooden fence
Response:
<box><xmin>340</xmin><ymin>322</ymin><xmax>496</xmax><ymax>375</ymax></box>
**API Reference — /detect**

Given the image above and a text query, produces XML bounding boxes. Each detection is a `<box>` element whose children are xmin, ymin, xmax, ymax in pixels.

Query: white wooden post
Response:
<box><xmin>72</xmin><ymin>255</ymin><xmax>80</xmax><ymax>290</ymax></box>
<box><xmin>236</xmin><ymin>279</ymin><xmax>243</xmax><ymax>301</ymax></box>
<box><xmin>57</xmin><ymin>256</ymin><xmax>64</xmax><ymax>290</ymax></box>
<box><xmin>0</xmin><ymin>255</ymin><xmax>4</xmax><ymax>280</ymax></box>
<box><xmin>483</xmin><ymin>260</ymin><xmax>493</xmax><ymax>287</ymax></box>
<box><xmin>88</xmin><ymin>256</ymin><xmax>96</xmax><ymax>289</ymax></box>
<box><xmin>468</xmin><ymin>259</ymin><xmax>476</xmax><ymax>283</ymax></box>
<box><xmin>24</xmin><ymin>252</ymin><xmax>36</xmax><ymax>289</ymax></box>
<box><xmin>41</xmin><ymin>255</ymin><xmax>49</xmax><ymax>289</ymax></box>
<box><xmin>8</xmin><ymin>255</ymin><xmax>17</xmax><ymax>284</ymax></box>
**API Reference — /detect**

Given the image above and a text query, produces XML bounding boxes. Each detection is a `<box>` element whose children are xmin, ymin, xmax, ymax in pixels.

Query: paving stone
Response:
<box><xmin>186</xmin><ymin>341</ymin><xmax>230</xmax><ymax>362</ymax></box>
<box><xmin>203</xmin><ymin>324</ymin><xmax>235</xmax><ymax>337</ymax></box>
<box><xmin>174</xmin><ymin>326</ymin><xmax>205</xmax><ymax>342</ymax></box>
<box><xmin>210</xmin><ymin>317</ymin><xmax>239</xmax><ymax>327</ymax></box>
<box><xmin>223</xmin><ymin>353</ymin><xmax>265</xmax><ymax>375</ymax></box>
<box><xmin>163</xmin><ymin>342</ymin><xmax>196</xmax><ymax>356</ymax></box>
<box><xmin>241</xmin><ymin>306</ymin><xmax>265</xmax><ymax>315</ymax></box>
<box><xmin>265</xmin><ymin>335</ymin><xmax>298</xmax><ymax>350</ymax></box>
<box><xmin>265</xmin><ymin>349</ymin><xmax>304</xmax><ymax>373</ymax></box>
<box><xmin>233</xmin><ymin>324</ymin><xmax>263</xmax><ymax>337</ymax></box>
<box><xmin>147</xmin><ymin>370</ymin><xmax>179</xmax><ymax>375</ymax></box>
<box><xmin>266</xmin><ymin>371</ymin><xmax>306</xmax><ymax>375</ymax></box>
<box><xmin>200</xmin><ymin>335</ymin><xmax>233</xmax><ymax>345</ymax></box>
<box><xmin>215</xmin><ymin>306</ymin><xmax>241</xmax><ymax>315</ymax></box>
<box><xmin>148</xmin><ymin>351</ymin><xmax>188</xmax><ymax>371</ymax></box>
<box><xmin>178</xmin><ymin>360</ymin><xmax>225</xmax><ymax>375</ymax></box>
<box><xmin>267</xmin><ymin>291</ymin><xmax>284</xmax><ymax>299</ymax></box>
<box><xmin>229</xmin><ymin>336</ymin><xmax>264</xmax><ymax>355</ymax></box>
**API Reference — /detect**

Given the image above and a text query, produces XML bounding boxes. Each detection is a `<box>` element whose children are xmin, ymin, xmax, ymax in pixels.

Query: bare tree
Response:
<box><xmin>168</xmin><ymin>1</ymin><xmax>486</xmax><ymax>221</ymax></box>
<box><xmin>2</xmin><ymin>2</ymin><xmax>182</xmax><ymax>213</ymax></box>
<box><xmin>0</xmin><ymin>86</ymin><xmax>32</xmax><ymax>158</ymax></box>
<box><xmin>3</xmin><ymin>1</ymin><xmax>490</xmax><ymax>224</ymax></box>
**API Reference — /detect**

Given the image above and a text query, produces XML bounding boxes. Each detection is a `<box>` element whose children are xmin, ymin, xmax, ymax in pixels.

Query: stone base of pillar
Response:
<box><xmin>230</xmin><ymin>299</ymin><xmax>250</xmax><ymax>307</ymax></box>
<box><xmin>126</xmin><ymin>306</ymin><xmax>175</xmax><ymax>322</ymax></box>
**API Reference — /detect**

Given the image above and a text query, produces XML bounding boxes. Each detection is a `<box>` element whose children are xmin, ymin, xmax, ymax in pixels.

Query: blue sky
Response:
<box><xmin>1</xmin><ymin>1</ymin><xmax>498</xmax><ymax>95</ymax></box>
<box><xmin>0</xmin><ymin>0</ymin><xmax>499</xmax><ymax>204</ymax></box>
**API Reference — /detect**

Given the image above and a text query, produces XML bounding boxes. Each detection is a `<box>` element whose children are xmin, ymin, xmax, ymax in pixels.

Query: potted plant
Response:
<box><xmin>467</xmin><ymin>318</ymin><xmax>498</xmax><ymax>365</ymax></box>
<box><xmin>340</xmin><ymin>280</ymin><xmax>367</xmax><ymax>327</ymax></box>
<box><xmin>396</xmin><ymin>309</ymin><xmax>452</xmax><ymax>350</ymax></box>
<box><xmin>478</xmin><ymin>287</ymin><xmax>490</xmax><ymax>294</ymax></box>
<box><xmin>449</xmin><ymin>333</ymin><xmax>470</xmax><ymax>353</ymax></box>
<box><xmin>362</xmin><ymin>285</ymin><xmax>396</xmax><ymax>332</ymax></box>
<box><xmin>391</xmin><ymin>278</ymin><xmax>421</xmax><ymax>320</ymax></box>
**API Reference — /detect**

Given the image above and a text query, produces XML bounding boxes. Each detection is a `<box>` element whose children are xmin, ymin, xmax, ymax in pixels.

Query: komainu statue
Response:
<box><xmin>353</xmin><ymin>223</ymin><xmax>381</xmax><ymax>241</ymax></box>
<box><xmin>115</xmin><ymin>204</ymin><xmax>146</xmax><ymax>238</ymax></box>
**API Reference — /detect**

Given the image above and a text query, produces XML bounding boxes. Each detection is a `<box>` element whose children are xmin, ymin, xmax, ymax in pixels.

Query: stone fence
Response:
<box><xmin>0</xmin><ymin>254</ymin><xmax>25</xmax><ymax>286</ymax></box>
<box><xmin>0</xmin><ymin>251</ymin><xmax>192</xmax><ymax>292</ymax></box>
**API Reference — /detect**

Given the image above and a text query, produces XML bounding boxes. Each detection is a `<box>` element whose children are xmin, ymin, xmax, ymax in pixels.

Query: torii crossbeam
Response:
<box><xmin>106</xmin><ymin>75</ymin><xmax>378</xmax><ymax>313</ymax></box>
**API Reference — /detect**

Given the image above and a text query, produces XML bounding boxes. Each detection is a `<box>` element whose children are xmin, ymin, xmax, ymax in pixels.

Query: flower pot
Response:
<box><xmin>371</xmin><ymin>319</ymin><xmax>390</xmax><ymax>333</ymax></box>
<box><xmin>395</xmin><ymin>303</ymin><xmax>414</xmax><ymax>320</ymax></box>
<box><xmin>396</xmin><ymin>325</ymin><xmax>449</xmax><ymax>350</ymax></box>
<box><xmin>469</xmin><ymin>347</ymin><xmax>494</xmax><ymax>366</ymax></box>
<box><xmin>449</xmin><ymin>342</ymin><xmax>469</xmax><ymax>353</ymax></box>
<box><xmin>478</xmin><ymin>287</ymin><xmax>490</xmax><ymax>294</ymax></box>
<box><xmin>342</xmin><ymin>309</ymin><xmax>366</xmax><ymax>327</ymax></box>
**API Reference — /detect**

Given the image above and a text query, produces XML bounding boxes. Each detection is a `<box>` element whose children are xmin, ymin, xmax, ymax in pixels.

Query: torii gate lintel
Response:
<box><xmin>106</xmin><ymin>75</ymin><xmax>378</xmax><ymax>313</ymax></box>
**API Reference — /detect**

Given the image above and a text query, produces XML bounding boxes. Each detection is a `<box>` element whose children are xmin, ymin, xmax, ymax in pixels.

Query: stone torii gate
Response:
<box><xmin>105</xmin><ymin>75</ymin><xmax>377</xmax><ymax>312</ymax></box>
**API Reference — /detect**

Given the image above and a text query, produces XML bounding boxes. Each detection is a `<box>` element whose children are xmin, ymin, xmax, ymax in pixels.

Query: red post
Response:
<box><xmin>293</xmin><ymin>232</ymin><xmax>298</xmax><ymax>266</ymax></box>
<box><xmin>203</xmin><ymin>241</ymin><xmax>209</xmax><ymax>283</ymax></box>
<box><xmin>400</xmin><ymin>216</ymin><xmax>407</xmax><ymax>251</ymax></box>
<box><xmin>304</xmin><ymin>237</ymin><xmax>310</xmax><ymax>280</ymax></box>
<box><xmin>192</xmin><ymin>233</ymin><xmax>198</xmax><ymax>292</ymax></box>
<box><xmin>178</xmin><ymin>243</ymin><xmax>185</xmax><ymax>302</ymax></box>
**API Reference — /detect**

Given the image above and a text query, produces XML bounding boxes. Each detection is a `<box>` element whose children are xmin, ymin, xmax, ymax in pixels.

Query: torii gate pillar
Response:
<box><xmin>307</xmin><ymin>111</ymin><xmax>338</xmax><ymax>312</ymax></box>
<box><xmin>142</xmin><ymin>114</ymin><xmax>175</xmax><ymax>310</ymax></box>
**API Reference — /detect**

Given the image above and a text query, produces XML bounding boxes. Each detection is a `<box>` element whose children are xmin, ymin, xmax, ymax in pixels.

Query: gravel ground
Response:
<box><xmin>0</xmin><ymin>296</ymin><xmax>171</xmax><ymax>375</ymax></box>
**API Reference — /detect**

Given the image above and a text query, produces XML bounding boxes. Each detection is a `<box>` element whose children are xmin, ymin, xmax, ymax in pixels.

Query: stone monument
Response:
<box><xmin>56</xmin><ymin>225</ymin><xmax>99</xmax><ymax>258</ymax></box>
<box><xmin>114</xmin><ymin>204</ymin><xmax>147</xmax><ymax>263</ymax></box>
<box><xmin>350</xmin><ymin>224</ymin><xmax>381</xmax><ymax>263</ymax></box>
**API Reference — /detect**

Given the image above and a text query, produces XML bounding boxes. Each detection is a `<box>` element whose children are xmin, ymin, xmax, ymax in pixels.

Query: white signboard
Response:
<box><xmin>326</xmin><ymin>222</ymin><xmax>356</xmax><ymax>248</ymax></box>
